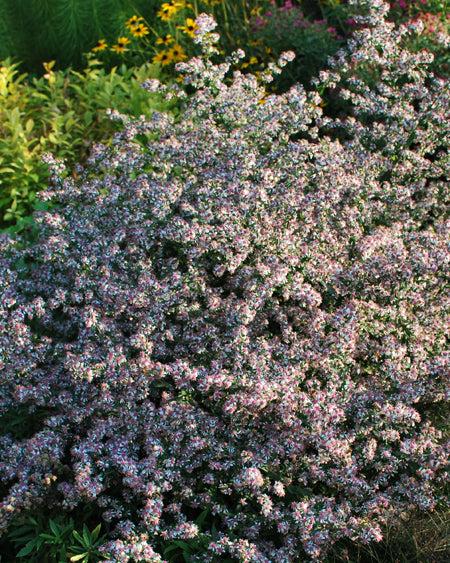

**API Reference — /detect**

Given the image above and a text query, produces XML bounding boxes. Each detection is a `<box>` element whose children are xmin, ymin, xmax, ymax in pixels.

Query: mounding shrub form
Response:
<box><xmin>0</xmin><ymin>2</ymin><xmax>448</xmax><ymax>561</ymax></box>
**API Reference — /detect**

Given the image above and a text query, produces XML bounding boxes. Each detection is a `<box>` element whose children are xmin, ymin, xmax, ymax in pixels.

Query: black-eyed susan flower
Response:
<box><xmin>126</xmin><ymin>15</ymin><xmax>143</xmax><ymax>29</ymax></box>
<box><xmin>156</xmin><ymin>34</ymin><xmax>174</xmax><ymax>47</ymax></box>
<box><xmin>111</xmin><ymin>36</ymin><xmax>131</xmax><ymax>54</ymax></box>
<box><xmin>157</xmin><ymin>3</ymin><xmax>178</xmax><ymax>21</ymax></box>
<box><xmin>111</xmin><ymin>44</ymin><xmax>127</xmax><ymax>54</ymax></box>
<box><xmin>92</xmin><ymin>39</ymin><xmax>108</xmax><ymax>53</ymax></box>
<box><xmin>168</xmin><ymin>43</ymin><xmax>188</xmax><ymax>62</ymax></box>
<box><xmin>177</xmin><ymin>17</ymin><xmax>198</xmax><ymax>38</ymax></box>
<box><xmin>153</xmin><ymin>50</ymin><xmax>174</xmax><ymax>66</ymax></box>
<box><xmin>130</xmin><ymin>23</ymin><xmax>149</xmax><ymax>38</ymax></box>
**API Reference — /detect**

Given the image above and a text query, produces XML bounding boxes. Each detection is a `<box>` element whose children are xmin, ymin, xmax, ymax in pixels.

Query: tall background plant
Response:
<box><xmin>0</xmin><ymin>0</ymin><xmax>160</xmax><ymax>71</ymax></box>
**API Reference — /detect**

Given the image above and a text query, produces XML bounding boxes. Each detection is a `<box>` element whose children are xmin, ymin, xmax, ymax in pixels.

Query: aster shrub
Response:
<box><xmin>0</xmin><ymin>3</ymin><xmax>449</xmax><ymax>561</ymax></box>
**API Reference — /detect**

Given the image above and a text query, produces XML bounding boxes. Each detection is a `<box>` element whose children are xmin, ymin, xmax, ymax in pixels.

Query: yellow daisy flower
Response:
<box><xmin>157</xmin><ymin>3</ymin><xmax>178</xmax><ymax>21</ymax></box>
<box><xmin>130</xmin><ymin>23</ymin><xmax>149</xmax><ymax>38</ymax></box>
<box><xmin>153</xmin><ymin>50</ymin><xmax>174</xmax><ymax>66</ymax></box>
<box><xmin>168</xmin><ymin>43</ymin><xmax>188</xmax><ymax>62</ymax></box>
<box><xmin>126</xmin><ymin>15</ymin><xmax>143</xmax><ymax>29</ymax></box>
<box><xmin>117</xmin><ymin>36</ymin><xmax>131</xmax><ymax>46</ymax></box>
<box><xmin>177</xmin><ymin>17</ymin><xmax>198</xmax><ymax>38</ymax></box>
<box><xmin>156</xmin><ymin>34</ymin><xmax>174</xmax><ymax>46</ymax></box>
<box><xmin>111</xmin><ymin>44</ymin><xmax>127</xmax><ymax>54</ymax></box>
<box><xmin>92</xmin><ymin>39</ymin><xmax>108</xmax><ymax>53</ymax></box>
<box><xmin>111</xmin><ymin>37</ymin><xmax>131</xmax><ymax>54</ymax></box>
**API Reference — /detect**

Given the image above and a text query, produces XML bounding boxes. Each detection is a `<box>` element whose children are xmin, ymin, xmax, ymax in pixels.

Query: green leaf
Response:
<box><xmin>163</xmin><ymin>544</ymin><xmax>180</xmax><ymax>555</ymax></box>
<box><xmin>91</xmin><ymin>523</ymin><xmax>101</xmax><ymax>541</ymax></box>
<box><xmin>195</xmin><ymin>508</ymin><xmax>210</xmax><ymax>529</ymax></box>
<box><xmin>39</xmin><ymin>532</ymin><xmax>58</xmax><ymax>540</ymax></box>
<box><xmin>72</xmin><ymin>530</ymin><xmax>84</xmax><ymax>544</ymax></box>
<box><xmin>17</xmin><ymin>541</ymin><xmax>36</xmax><ymax>557</ymax></box>
<box><xmin>8</xmin><ymin>528</ymin><xmax>35</xmax><ymax>539</ymax></box>
<box><xmin>70</xmin><ymin>554</ymin><xmax>87</xmax><ymax>562</ymax></box>
<box><xmin>49</xmin><ymin>519</ymin><xmax>60</xmax><ymax>536</ymax></box>
<box><xmin>174</xmin><ymin>540</ymin><xmax>191</xmax><ymax>550</ymax></box>
<box><xmin>82</xmin><ymin>524</ymin><xmax>90</xmax><ymax>545</ymax></box>
<box><xmin>25</xmin><ymin>118</ymin><xmax>34</xmax><ymax>133</ymax></box>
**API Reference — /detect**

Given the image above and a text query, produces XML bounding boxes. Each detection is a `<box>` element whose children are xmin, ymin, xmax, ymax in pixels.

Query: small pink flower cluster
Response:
<box><xmin>0</xmin><ymin>2</ymin><xmax>448</xmax><ymax>561</ymax></box>
<box><xmin>410</xmin><ymin>11</ymin><xmax>450</xmax><ymax>35</ymax></box>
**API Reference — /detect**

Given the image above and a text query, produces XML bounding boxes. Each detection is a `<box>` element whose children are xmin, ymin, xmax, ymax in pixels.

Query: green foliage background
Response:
<box><xmin>0</xmin><ymin>0</ymin><xmax>160</xmax><ymax>72</ymax></box>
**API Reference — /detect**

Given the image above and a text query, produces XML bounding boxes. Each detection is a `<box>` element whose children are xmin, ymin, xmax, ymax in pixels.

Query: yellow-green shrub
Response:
<box><xmin>0</xmin><ymin>57</ymin><xmax>174</xmax><ymax>226</ymax></box>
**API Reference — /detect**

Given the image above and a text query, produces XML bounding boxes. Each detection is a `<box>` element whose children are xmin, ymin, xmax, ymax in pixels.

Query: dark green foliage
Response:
<box><xmin>4</xmin><ymin>509</ymin><xmax>449</xmax><ymax>562</ymax></box>
<box><xmin>0</xmin><ymin>405</ymin><xmax>53</xmax><ymax>440</ymax></box>
<box><xmin>257</xmin><ymin>13</ymin><xmax>342</xmax><ymax>90</ymax></box>
<box><xmin>5</xmin><ymin>515</ymin><xmax>106</xmax><ymax>562</ymax></box>
<box><xmin>0</xmin><ymin>0</ymin><xmax>14</xmax><ymax>60</ymax></box>
<box><xmin>0</xmin><ymin>0</ymin><xmax>160</xmax><ymax>72</ymax></box>
<box><xmin>161</xmin><ymin>509</ymin><xmax>225</xmax><ymax>563</ymax></box>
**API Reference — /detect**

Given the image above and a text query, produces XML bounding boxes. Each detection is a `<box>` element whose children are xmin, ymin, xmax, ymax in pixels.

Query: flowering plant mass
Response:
<box><xmin>0</xmin><ymin>2</ymin><xmax>449</xmax><ymax>561</ymax></box>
